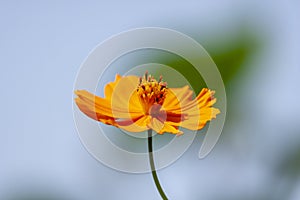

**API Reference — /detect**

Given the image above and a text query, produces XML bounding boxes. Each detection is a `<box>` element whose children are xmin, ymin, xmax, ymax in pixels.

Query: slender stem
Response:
<box><xmin>148</xmin><ymin>129</ymin><xmax>168</xmax><ymax>200</ymax></box>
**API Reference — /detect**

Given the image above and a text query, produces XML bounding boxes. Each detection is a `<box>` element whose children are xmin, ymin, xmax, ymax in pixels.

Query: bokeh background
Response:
<box><xmin>1</xmin><ymin>0</ymin><xmax>300</xmax><ymax>199</ymax></box>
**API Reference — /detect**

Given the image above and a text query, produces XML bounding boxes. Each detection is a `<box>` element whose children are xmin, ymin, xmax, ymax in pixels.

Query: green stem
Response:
<box><xmin>148</xmin><ymin>129</ymin><xmax>168</xmax><ymax>200</ymax></box>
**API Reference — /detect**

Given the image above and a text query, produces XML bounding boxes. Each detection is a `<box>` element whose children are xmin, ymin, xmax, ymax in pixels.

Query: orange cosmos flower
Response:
<box><xmin>74</xmin><ymin>72</ymin><xmax>220</xmax><ymax>135</ymax></box>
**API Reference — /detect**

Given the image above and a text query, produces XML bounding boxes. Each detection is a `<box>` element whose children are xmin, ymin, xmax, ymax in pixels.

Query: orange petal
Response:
<box><xmin>158</xmin><ymin>122</ymin><xmax>183</xmax><ymax>135</ymax></box>
<box><xmin>75</xmin><ymin>90</ymin><xmax>143</xmax><ymax>119</ymax></box>
<box><xmin>75</xmin><ymin>95</ymin><xmax>116</xmax><ymax>125</ymax></box>
<box><xmin>162</xmin><ymin>88</ymin><xmax>220</xmax><ymax>131</ymax></box>
<box><xmin>162</xmin><ymin>86</ymin><xmax>194</xmax><ymax>113</ymax></box>
<box><xmin>180</xmin><ymin>88</ymin><xmax>220</xmax><ymax>130</ymax></box>
<box><xmin>146</xmin><ymin>117</ymin><xmax>181</xmax><ymax>135</ymax></box>
<box><xmin>74</xmin><ymin>75</ymin><xmax>146</xmax><ymax>130</ymax></box>
<box><xmin>167</xmin><ymin>85</ymin><xmax>194</xmax><ymax>105</ymax></box>
<box><xmin>147</xmin><ymin>117</ymin><xmax>165</xmax><ymax>134</ymax></box>
<box><xmin>117</xmin><ymin>115</ymin><xmax>150</xmax><ymax>132</ymax></box>
<box><xmin>110</xmin><ymin>75</ymin><xmax>145</xmax><ymax>115</ymax></box>
<box><xmin>75</xmin><ymin>90</ymin><xmax>114</xmax><ymax>117</ymax></box>
<box><xmin>104</xmin><ymin>74</ymin><xmax>122</xmax><ymax>99</ymax></box>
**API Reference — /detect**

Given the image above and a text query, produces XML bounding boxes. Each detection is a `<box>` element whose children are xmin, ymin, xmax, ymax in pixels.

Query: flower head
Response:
<box><xmin>75</xmin><ymin>72</ymin><xmax>220</xmax><ymax>135</ymax></box>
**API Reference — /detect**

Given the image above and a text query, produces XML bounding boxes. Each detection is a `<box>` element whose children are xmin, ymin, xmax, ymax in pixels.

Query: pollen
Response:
<box><xmin>136</xmin><ymin>72</ymin><xmax>167</xmax><ymax>113</ymax></box>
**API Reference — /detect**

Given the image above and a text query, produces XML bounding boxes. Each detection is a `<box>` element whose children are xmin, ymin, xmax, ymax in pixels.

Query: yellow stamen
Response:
<box><xmin>136</xmin><ymin>72</ymin><xmax>167</xmax><ymax>113</ymax></box>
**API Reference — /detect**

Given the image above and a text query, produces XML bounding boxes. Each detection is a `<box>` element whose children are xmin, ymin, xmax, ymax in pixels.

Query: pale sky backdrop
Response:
<box><xmin>1</xmin><ymin>1</ymin><xmax>300</xmax><ymax>200</ymax></box>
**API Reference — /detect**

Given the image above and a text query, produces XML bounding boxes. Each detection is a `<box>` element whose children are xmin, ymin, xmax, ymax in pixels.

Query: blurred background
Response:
<box><xmin>1</xmin><ymin>0</ymin><xmax>300</xmax><ymax>199</ymax></box>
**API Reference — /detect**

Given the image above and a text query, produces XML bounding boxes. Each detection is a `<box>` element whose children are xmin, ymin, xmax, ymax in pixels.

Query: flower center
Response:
<box><xmin>136</xmin><ymin>72</ymin><xmax>167</xmax><ymax>114</ymax></box>
<box><xmin>149</xmin><ymin>103</ymin><xmax>167</xmax><ymax>122</ymax></box>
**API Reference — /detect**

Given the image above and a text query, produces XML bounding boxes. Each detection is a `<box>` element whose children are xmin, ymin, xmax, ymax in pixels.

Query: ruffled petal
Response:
<box><xmin>162</xmin><ymin>87</ymin><xmax>220</xmax><ymax>131</ymax></box>
<box><xmin>75</xmin><ymin>93</ymin><xmax>116</xmax><ymax>125</ymax></box>
<box><xmin>110</xmin><ymin>75</ymin><xmax>145</xmax><ymax>115</ymax></box>
<box><xmin>162</xmin><ymin>86</ymin><xmax>194</xmax><ymax>113</ymax></box>
<box><xmin>147</xmin><ymin>117</ymin><xmax>182</xmax><ymax>135</ymax></box>
<box><xmin>147</xmin><ymin>117</ymin><xmax>165</xmax><ymax>134</ymax></box>
<box><xmin>104</xmin><ymin>74</ymin><xmax>122</xmax><ymax>99</ymax></box>
<box><xmin>75</xmin><ymin>90</ymin><xmax>114</xmax><ymax>118</ymax></box>
<box><xmin>158</xmin><ymin>122</ymin><xmax>183</xmax><ymax>135</ymax></box>
<box><xmin>181</xmin><ymin>88</ymin><xmax>220</xmax><ymax>130</ymax></box>
<box><xmin>117</xmin><ymin>115</ymin><xmax>150</xmax><ymax>132</ymax></box>
<box><xmin>75</xmin><ymin>90</ymin><xmax>143</xmax><ymax>119</ymax></box>
<box><xmin>74</xmin><ymin>75</ymin><xmax>146</xmax><ymax>131</ymax></box>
